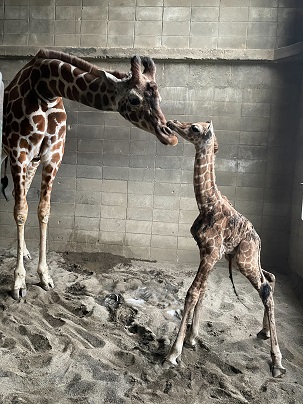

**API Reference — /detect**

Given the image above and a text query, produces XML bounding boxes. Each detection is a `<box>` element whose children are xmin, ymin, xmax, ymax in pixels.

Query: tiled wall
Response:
<box><xmin>0</xmin><ymin>0</ymin><xmax>302</xmax><ymax>49</ymax></box>
<box><xmin>0</xmin><ymin>0</ymin><xmax>302</xmax><ymax>272</ymax></box>
<box><xmin>0</xmin><ymin>57</ymin><xmax>301</xmax><ymax>271</ymax></box>
<box><xmin>289</xmin><ymin>76</ymin><xmax>303</xmax><ymax>298</ymax></box>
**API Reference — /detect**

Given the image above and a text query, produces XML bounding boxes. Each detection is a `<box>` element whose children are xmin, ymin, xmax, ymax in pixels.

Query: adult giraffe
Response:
<box><xmin>1</xmin><ymin>49</ymin><xmax>178</xmax><ymax>300</ymax></box>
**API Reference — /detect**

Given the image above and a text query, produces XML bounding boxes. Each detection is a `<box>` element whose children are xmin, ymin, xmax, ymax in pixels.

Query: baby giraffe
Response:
<box><xmin>166</xmin><ymin>120</ymin><xmax>285</xmax><ymax>378</ymax></box>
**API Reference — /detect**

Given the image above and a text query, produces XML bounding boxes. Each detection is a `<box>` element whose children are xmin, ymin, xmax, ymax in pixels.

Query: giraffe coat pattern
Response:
<box><xmin>165</xmin><ymin>120</ymin><xmax>285</xmax><ymax>378</ymax></box>
<box><xmin>1</xmin><ymin>49</ymin><xmax>178</xmax><ymax>300</ymax></box>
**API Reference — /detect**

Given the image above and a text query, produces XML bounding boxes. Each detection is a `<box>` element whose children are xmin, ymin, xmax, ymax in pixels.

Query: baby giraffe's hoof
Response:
<box><xmin>271</xmin><ymin>365</ymin><xmax>286</xmax><ymax>378</ymax></box>
<box><xmin>257</xmin><ymin>329</ymin><xmax>270</xmax><ymax>340</ymax></box>
<box><xmin>11</xmin><ymin>287</ymin><xmax>27</xmax><ymax>300</ymax></box>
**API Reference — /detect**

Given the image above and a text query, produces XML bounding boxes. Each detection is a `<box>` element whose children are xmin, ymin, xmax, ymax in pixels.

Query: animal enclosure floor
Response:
<box><xmin>0</xmin><ymin>249</ymin><xmax>302</xmax><ymax>404</ymax></box>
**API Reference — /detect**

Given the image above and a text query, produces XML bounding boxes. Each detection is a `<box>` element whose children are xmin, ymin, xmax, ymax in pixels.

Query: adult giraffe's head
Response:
<box><xmin>167</xmin><ymin>120</ymin><xmax>218</xmax><ymax>153</ymax></box>
<box><xmin>117</xmin><ymin>56</ymin><xmax>178</xmax><ymax>146</ymax></box>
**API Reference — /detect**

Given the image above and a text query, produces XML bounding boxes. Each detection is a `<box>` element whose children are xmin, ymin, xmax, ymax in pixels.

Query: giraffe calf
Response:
<box><xmin>165</xmin><ymin>119</ymin><xmax>285</xmax><ymax>378</ymax></box>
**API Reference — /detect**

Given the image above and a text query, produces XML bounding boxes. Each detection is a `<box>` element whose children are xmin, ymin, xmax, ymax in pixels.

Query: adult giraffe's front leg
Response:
<box><xmin>11</xmin><ymin>157</ymin><xmax>28</xmax><ymax>299</ymax></box>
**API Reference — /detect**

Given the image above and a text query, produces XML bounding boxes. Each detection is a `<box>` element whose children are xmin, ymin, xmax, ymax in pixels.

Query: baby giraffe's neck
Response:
<box><xmin>193</xmin><ymin>146</ymin><xmax>220</xmax><ymax>211</ymax></box>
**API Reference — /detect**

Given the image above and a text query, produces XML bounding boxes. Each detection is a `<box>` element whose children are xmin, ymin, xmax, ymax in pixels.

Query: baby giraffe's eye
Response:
<box><xmin>191</xmin><ymin>125</ymin><xmax>200</xmax><ymax>133</ymax></box>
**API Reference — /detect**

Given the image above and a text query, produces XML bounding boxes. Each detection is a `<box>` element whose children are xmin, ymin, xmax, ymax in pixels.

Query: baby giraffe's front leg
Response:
<box><xmin>166</xmin><ymin>259</ymin><xmax>214</xmax><ymax>364</ymax></box>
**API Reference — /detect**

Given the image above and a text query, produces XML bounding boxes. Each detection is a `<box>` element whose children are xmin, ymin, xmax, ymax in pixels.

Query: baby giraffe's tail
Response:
<box><xmin>227</xmin><ymin>254</ymin><xmax>250</xmax><ymax>310</ymax></box>
<box><xmin>1</xmin><ymin>156</ymin><xmax>9</xmax><ymax>201</ymax></box>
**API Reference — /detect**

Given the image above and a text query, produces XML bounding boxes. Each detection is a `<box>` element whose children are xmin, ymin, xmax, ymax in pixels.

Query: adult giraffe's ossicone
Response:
<box><xmin>1</xmin><ymin>49</ymin><xmax>178</xmax><ymax>300</ymax></box>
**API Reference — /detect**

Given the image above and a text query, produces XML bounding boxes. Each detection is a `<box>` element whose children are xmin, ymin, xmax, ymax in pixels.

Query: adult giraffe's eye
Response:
<box><xmin>191</xmin><ymin>125</ymin><xmax>200</xmax><ymax>132</ymax></box>
<box><xmin>129</xmin><ymin>96</ymin><xmax>141</xmax><ymax>106</ymax></box>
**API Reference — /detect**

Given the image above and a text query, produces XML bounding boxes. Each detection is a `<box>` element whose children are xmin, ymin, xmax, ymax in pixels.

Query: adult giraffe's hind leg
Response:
<box><xmin>36</xmin><ymin>162</ymin><xmax>58</xmax><ymax>291</ymax></box>
<box><xmin>23</xmin><ymin>159</ymin><xmax>41</xmax><ymax>261</ymax></box>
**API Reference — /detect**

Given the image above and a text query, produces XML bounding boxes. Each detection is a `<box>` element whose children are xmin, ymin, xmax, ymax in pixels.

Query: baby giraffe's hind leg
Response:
<box><xmin>257</xmin><ymin>269</ymin><xmax>276</xmax><ymax>340</ymax></box>
<box><xmin>236</xmin><ymin>241</ymin><xmax>285</xmax><ymax>378</ymax></box>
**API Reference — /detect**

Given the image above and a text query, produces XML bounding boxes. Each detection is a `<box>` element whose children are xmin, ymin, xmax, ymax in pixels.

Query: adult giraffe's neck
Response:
<box><xmin>32</xmin><ymin>59</ymin><xmax>124</xmax><ymax>111</ymax></box>
<box><xmin>193</xmin><ymin>147</ymin><xmax>220</xmax><ymax>211</ymax></box>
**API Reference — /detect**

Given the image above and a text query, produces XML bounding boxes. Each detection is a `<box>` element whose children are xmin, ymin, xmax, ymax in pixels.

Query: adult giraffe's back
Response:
<box><xmin>1</xmin><ymin>49</ymin><xmax>177</xmax><ymax>300</ymax></box>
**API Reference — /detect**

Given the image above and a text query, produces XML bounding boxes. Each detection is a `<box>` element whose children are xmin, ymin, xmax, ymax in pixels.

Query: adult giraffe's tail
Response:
<box><xmin>1</xmin><ymin>156</ymin><xmax>9</xmax><ymax>201</ymax></box>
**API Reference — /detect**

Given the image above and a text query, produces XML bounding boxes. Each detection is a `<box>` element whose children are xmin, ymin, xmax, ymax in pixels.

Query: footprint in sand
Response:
<box><xmin>18</xmin><ymin>325</ymin><xmax>52</xmax><ymax>352</ymax></box>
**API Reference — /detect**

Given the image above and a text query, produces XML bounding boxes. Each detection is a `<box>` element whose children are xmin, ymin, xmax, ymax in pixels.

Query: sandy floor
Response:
<box><xmin>0</xmin><ymin>248</ymin><xmax>302</xmax><ymax>404</ymax></box>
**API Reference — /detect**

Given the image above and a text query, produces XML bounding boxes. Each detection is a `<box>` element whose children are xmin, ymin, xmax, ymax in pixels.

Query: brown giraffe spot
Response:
<box><xmin>100</xmin><ymin>82</ymin><xmax>106</xmax><ymax>93</ymax></box>
<box><xmin>32</xmin><ymin>115</ymin><xmax>45</xmax><ymax>132</ymax></box>
<box><xmin>25</xmin><ymin>92</ymin><xmax>39</xmax><ymax>116</ymax></box>
<box><xmin>47</xmin><ymin>112</ymin><xmax>66</xmax><ymax>135</ymax></box>
<box><xmin>20</xmin><ymin>80</ymin><xmax>31</xmax><ymax>96</ymax></box>
<box><xmin>30</xmin><ymin>68</ymin><xmax>40</xmax><ymax>85</ymax></box>
<box><xmin>66</xmin><ymin>87</ymin><xmax>73</xmax><ymax>100</ymax></box>
<box><xmin>12</xmin><ymin>165</ymin><xmax>22</xmax><ymax>173</ymax></box>
<box><xmin>89</xmin><ymin>80</ymin><xmax>99</xmax><ymax>92</ymax></box>
<box><xmin>40</xmin><ymin>63</ymin><xmax>51</xmax><ymax>79</ymax></box>
<box><xmin>12</xmin><ymin>98</ymin><xmax>24</xmax><ymax>120</ymax></box>
<box><xmin>95</xmin><ymin>93</ymin><xmax>102</xmax><ymax>108</ymax></box>
<box><xmin>76</xmin><ymin>77</ymin><xmax>86</xmax><ymax>91</ymax></box>
<box><xmin>45</xmin><ymin>164</ymin><xmax>53</xmax><ymax>174</ymax></box>
<box><xmin>18</xmin><ymin>66</ymin><xmax>31</xmax><ymax>85</ymax></box>
<box><xmin>20</xmin><ymin>118</ymin><xmax>33</xmax><ymax>137</ymax></box>
<box><xmin>6</xmin><ymin>112</ymin><xmax>13</xmax><ymax>124</ymax></box>
<box><xmin>10</xmin><ymin>86</ymin><xmax>20</xmax><ymax>100</ymax></box>
<box><xmin>10</xmin><ymin>133</ymin><xmax>20</xmax><ymax>145</ymax></box>
<box><xmin>11</xmin><ymin>120</ymin><xmax>20</xmax><ymax>133</ymax></box>
<box><xmin>58</xmin><ymin>126</ymin><xmax>66</xmax><ymax>138</ymax></box>
<box><xmin>52</xmin><ymin>141</ymin><xmax>62</xmax><ymax>151</ymax></box>
<box><xmin>51</xmin><ymin>152</ymin><xmax>61</xmax><ymax>163</ymax></box>
<box><xmin>29</xmin><ymin>133</ymin><xmax>43</xmax><ymax>145</ymax></box>
<box><xmin>103</xmin><ymin>94</ymin><xmax>109</xmax><ymax>106</ymax></box>
<box><xmin>18</xmin><ymin>152</ymin><xmax>27</xmax><ymax>164</ymax></box>
<box><xmin>61</xmin><ymin>64</ymin><xmax>73</xmax><ymax>83</ymax></box>
<box><xmin>87</xmin><ymin>92</ymin><xmax>93</xmax><ymax>104</ymax></box>
<box><xmin>43</xmin><ymin>175</ymin><xmax>52</xmax><ymax>184</ymax></box>
<box><xmin>12</xmin><ymin>149</ymin><xmax>18</xmax><ymax>158</ymax></box>
<box><xmin>19</xmin><ymin>138</ymin><xmax>29</xmax><ymax>149</ymax></box>
<box><xmin>58</xmin><ymin>80</ymin><xmax>66</xmax><ymax>96</ymax></box>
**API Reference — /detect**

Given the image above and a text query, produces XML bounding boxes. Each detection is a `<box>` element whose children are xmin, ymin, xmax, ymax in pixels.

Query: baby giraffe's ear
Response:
<box><xmin>208</xmin><ymin>120</ymin><xmax>214</xmax><ymax>133</ymax></box>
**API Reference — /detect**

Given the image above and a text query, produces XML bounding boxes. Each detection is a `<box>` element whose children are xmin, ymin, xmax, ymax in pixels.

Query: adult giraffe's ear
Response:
<box><xmin>99</xmin><ymin>70</ymin><xmax>122</xmax><ymax>85</ymax></box>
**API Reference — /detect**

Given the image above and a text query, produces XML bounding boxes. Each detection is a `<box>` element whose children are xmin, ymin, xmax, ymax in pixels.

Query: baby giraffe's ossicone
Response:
<box><xmin>165</xmin><ymin>119</ymin><xmax>285</xmax><ymax>378</ymax></box>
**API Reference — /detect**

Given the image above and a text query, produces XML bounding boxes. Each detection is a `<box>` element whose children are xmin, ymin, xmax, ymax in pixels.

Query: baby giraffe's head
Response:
<box><xmin>167</xmin><ymin>120</ymin><xmax>218</xmax><ymax>153</ymax></box>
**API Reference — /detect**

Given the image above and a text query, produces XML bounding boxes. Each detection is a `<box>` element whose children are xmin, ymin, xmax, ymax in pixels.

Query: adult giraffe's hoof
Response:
<box><xmin>40</xmin><ymin>280</ymin><xmax>54</xmax><ymax>291</ymax></box>
<box><xmin>39</xmin><ymin>273</ymin><xmax>54</xmax><ymax>291</ymax></box>
<box><xmin>23</xmin><ymin>252</ymin><xmax>31</xmax><ymax>261</ymax></box>
<box><xmin>11</xmin><ymin>287</ymin><xmax>27</xmax><ymax>300</ymax></box>
<box><xmin>271</xmin><ymin>365</ymin><xmax>286</xmax><ymax>378</ymax></box>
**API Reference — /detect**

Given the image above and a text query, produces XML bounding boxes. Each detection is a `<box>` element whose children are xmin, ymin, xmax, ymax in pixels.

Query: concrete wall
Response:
<box><xmin>289</xmin><ymin>72</ymin><xmax>303</xmax><ymax>300</ymax></box>
<box><xmin>0</xmin><ymin>0</ymin><xmax>302</xmax><ymax>50</ymax></box>
<box><xmin>0</xmin><ymin>0</ymin><xmax>302</xmax><ymax>274</ymax></box>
